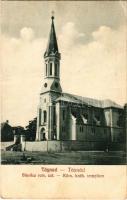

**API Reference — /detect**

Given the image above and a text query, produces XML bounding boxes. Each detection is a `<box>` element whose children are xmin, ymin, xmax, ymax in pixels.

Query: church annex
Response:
<box><xmin>35</xmin><ymin>15</ymin><xmax>125</xmax><ymax>145</ymax></box>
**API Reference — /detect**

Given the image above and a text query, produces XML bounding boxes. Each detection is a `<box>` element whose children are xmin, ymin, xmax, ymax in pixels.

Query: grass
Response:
<box><xmin>1</xmin><ymin>150</ymin><xmax>126</xmax><ymax>165</ymax></box>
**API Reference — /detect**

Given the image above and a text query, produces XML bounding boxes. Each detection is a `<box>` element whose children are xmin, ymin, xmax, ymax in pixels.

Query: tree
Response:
<box><xmin>25</xmin><ymin>117</ymin><xmax>37</xmax><ymax>141</ymax></box>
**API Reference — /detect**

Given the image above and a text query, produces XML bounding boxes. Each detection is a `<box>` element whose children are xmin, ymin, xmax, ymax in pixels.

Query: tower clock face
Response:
<box><xmin>44</xmin><ymin>83</ymin><xmax>47</xmax><ymax>87</ymax></box>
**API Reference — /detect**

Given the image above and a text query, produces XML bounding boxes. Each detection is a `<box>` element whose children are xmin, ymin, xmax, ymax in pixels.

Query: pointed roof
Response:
<box><xmin>44</xmin><ymin>16</ymin><xmax>60</xmax><ymax>58</ymax></box>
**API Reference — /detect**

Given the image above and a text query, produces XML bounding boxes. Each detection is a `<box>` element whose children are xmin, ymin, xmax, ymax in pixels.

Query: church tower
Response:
<box><xmin>42</xmin><ymin>15</ymin><xmax>62</xmax><ymax>94</ymax></box>
<box><xmin>36</xmin><ymin>15</ymin><xmax>62</xmax><ymax>141</ymax></box>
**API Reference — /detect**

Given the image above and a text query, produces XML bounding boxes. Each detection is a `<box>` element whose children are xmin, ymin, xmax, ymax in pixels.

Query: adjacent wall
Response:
<box><xmin>1</xmin><ymin>142</ymin><xmax>14</xmax><ymax>150</ymax></box>
<box><xmin>24</xmin><ymin>140</ymin><xmax>125</xmax><ymax>152</ymax></box>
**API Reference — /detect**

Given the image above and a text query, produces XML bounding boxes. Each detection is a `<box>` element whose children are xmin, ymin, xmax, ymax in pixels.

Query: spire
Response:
<box><xmin>44</xmin><ymin>13</ymin><xmax>60</xmax><ymax>58</ymax></box>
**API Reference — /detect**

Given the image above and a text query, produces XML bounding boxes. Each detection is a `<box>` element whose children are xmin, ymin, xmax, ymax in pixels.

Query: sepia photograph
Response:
<box><xmin>1</xmin><ymin>1</ymin><xmax>126</xmax><ymax>165</ymax></box>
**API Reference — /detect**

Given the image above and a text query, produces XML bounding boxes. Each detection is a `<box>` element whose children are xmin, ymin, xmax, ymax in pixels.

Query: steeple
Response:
<box><xmin>41</xmin><ymin>14</ymin><xmax>62</xmax><ymax>94</ymax></box>
<box><xmin>44</xmin><ymin>15</ymin><xmax>60</xmax><ymax>58</ymax></box>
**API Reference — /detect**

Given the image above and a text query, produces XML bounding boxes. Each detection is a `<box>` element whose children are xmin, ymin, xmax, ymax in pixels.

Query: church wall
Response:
<box><xmin>104</xmin><ymin>109</ymin><xmax>111</xmax><ymax>126</ymax></box>
<box><xmin>66</xmin><ymin>105</ymin><xmax>75</xmax><ymax>140</ymax></box>
<box><xmin>36</xmin><ymin>91</ymin><xmax>62</xmax><ymax>141</ymax></box>
<box><xmin>59</xmin><ymin>102</ymin><xmax>110</xmax><ymax>142</ymax></box>
<box><xmin>56</xmin><ymin>102</ymin><xmax>61</xmax><ymax>140</ymax></box>
<box><xmin>60</xmin><ymin>102</ymin><xmax>124</xmax><ymax>143</ymax></box>
<box><xmin>48</xmin><ymin>105</ymin><xmax>56</xmax><ymax>140</ymax></box>
<box><xmin>37</xmin><ymin>96</ymin><xmax>125</xmax><ymax>143</ymax></box>
<box><xmin>110</xmin><ymin>127</ymin><xmax>124</xmax><ymax>142</ymax></box>
<box><xmin>104</xmin><ymin>108</ymin><xmax>124</xmax><ymax>142</ymax></box>
<box><xmin>58</xmin><ymin>101</ymin><xmax>70</xmax><ymax>140</ymax></box>
<box><xmin>50</xmin><ymin>91</ymin><xmax>62</xmax><ymax>103</ymax></box>
<box><xmin>57</xmin><ymin>101</ymin><xmax>77</xmax><ymax>140</ymax></box>
<box><xmin>76</xmin><ymin>124</ymin><xmax>110</xmax><ymax>142</ymax></box>
<box><xmin>76</xmin><ymin>125</ymin><xmax>87</xmax><ymax>141</ymax></box>
<box><xmin>104</xmin><ymin>107</ymin><xmax>124</xmax><ymax>127</ymax></box>
<box><xmin>69</xmin><ymin>114</ymin><xmax>76</xmax><ymax>140</ymax></box>
<box><xmin>54</xmin><ymin>101</ymin><xmax>125</xmax><ymax>143</ymax></box>
<box><xmin>86</xmin><ymin>125</ymin><xmax>109</xmax><ymax>141</ymax></box>
<box><xmin>90</xmin><ymin>107</ymin><xmax>105</xmax><ymax>126</ymax></box>
<box><xmin>36</xmin><ymin>93</ymin><xmax>50</xmax><ymax>140</ymax></box>
<box><xmin>66</xmin><ymin>103</ymin><xmax>105</xmax><ymax>126</ymax></box>
<box><xmin>36</xmin><ymin>105</ymin><xmax>41</xmax><ymax>140</ymax></box>
<box><xmin>69</xmin><ymin>141</ymin><xmax>106</xmax><ymax>151</ymax></box>
<box><xmin>111</xmin><ymin>108</ymin><xmax>123</xmax><ymax>127</ymax></box>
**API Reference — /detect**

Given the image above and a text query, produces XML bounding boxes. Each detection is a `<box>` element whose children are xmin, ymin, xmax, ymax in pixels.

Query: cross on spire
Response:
<box><xmin>51</xmin><ymin>11</ymin><xmax>55</xmax><ymax>20</ymax></box>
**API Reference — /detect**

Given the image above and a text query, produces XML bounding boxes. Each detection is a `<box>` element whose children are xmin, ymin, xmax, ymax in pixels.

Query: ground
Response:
<box><xmin>1</xmin><ymin>150</ymin><xmax>126</xmax><ymax>165</ymax></box>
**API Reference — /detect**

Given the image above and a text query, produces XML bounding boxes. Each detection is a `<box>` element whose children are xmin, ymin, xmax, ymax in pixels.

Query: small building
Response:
<box><xmin>1</xmin><ymin>120</ymin><xmax>14</xmax><ymax>141</ymax></box>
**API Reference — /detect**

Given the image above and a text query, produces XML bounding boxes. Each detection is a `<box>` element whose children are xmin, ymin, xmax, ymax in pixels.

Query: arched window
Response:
<box><xmin>43</xmin><ymin>110</ymin><xmax>47</xmax><ymax>123</ymax></box>
<box><xmin>53</xmin><ymin>107</ymin><xmax>56</xmax><ymax>125</ymax></box>
<box><xmin>39</xmin><ymin>109</ymin><xmax>41</xmax><ymax>125</ymax></box>
<box><xmin>63</xmin><ymin>110</ymin><xmax>65</xmax><ymax>120</ymax></box>
<box><xmin>80</xmin><ymin>126</ymin><xmax>83</xmax><ymax>132</ymax></box>
<box><xmin>55</xmin><ymin>63</ymin><xmax>57</xmax><ymax>76</ymax></box>
<box><xmin>50</xmin><ymin>63</ymin><xmax>52</xmax><ymax>75</ymax></box>
<box><xmin>46</xmin><ymin>64</ymin><xmax>47</xmax><ymax>76</ymax></box>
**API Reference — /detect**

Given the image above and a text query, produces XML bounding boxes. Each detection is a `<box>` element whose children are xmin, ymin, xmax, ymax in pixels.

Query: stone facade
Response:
<box><xmin>36</xmin><ymin>16</ymin><xmax>126</xmax><ymax>145</ymax></box>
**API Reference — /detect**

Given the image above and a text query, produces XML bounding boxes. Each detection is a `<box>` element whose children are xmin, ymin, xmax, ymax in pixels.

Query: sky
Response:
<box><xmin>1</xmin><ymin>1</ymin><xmax>127</xmax><ymax>126</ymax></box>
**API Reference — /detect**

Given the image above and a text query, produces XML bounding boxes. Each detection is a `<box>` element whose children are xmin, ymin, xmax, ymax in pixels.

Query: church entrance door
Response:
<box><xmin>40</xmin><ymin>128</ymin><xmax>46</xmax><ymax>141</ymax></box>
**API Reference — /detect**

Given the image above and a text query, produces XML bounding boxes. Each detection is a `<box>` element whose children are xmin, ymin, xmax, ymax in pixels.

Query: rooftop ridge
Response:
<box><xmin>55</xmin><ymin>92</ymin><xmax>123</xmax><ymax>108</ymax></box>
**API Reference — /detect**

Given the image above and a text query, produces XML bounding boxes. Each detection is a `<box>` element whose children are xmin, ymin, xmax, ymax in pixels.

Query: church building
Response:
<box><xmin>36</xmin><ymin>16</ymin><xmax>125</xmax><ymax>144</ymax></box>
